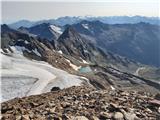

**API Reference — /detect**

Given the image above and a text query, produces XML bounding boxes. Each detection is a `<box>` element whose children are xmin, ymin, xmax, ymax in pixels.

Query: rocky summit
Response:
<box><xmin>1</xmin><ymin>85</ymin><xmax>160</xmax><ymax>120</ymax></box>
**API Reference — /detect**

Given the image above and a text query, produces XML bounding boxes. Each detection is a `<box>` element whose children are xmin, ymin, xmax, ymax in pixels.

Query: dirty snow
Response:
<box><xmin>65</xmin><ymin>59</ymin><xmax>81</xmax><ymax>71</ymax></box>
<box><xmin>10</xmin><ymin>46</ymin><xmax>27</xmax><ymax>55</ymax></box>
<box><xmin>134</xmin><ymin>67</ymin><xmax>146</xmax><ymax>76</ymax></box>
<box><xmin>80</xmin><ymin>58</ymin><xmax>89</xmax><ymax>64</ymax></box>
<box><xmin>1</xmin><ymin>52</ymin><xmax>85</xmax><ymax>102</ymax></box>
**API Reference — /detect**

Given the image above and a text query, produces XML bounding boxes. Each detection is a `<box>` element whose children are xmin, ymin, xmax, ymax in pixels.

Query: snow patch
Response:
<box><xmin>33</xmin><ymin>49</ymin><xmax>41</xmax><ymax>57</ymax></box>
<box><xmin>50</xmin><ymin>25</ymin><xmax>63</xmax><ymax>34</ymax></box>
<box><xmin>10</xmin><ymin>46</ymin><xmax>26</xmax><ymax>55</ymax></box>
<box><xmin>58</xmin><ymin>50</ymin><xmax>63</xmax><ymax>54</ymax></box>
<box><xmin>110</xmin><ymin>85</ymin><xmax>115</xmax><ymax>90</ymax></box>
<box><xmin>65</xmin><ymin>59</ymin><xmax>81</xmax><ymax>71</ymax></box>
<box><xmin>82</xmin><ymin>24</ymin><xmax>89</xmax><ymax>29</ymax></box>
<box><xmin>24</xmin><ymin>40</ymin><xmax>29</xmax><ymax>44</ymax></box>
<box><xmin>82</xmin><ymin>59</ymin><xmax>89</xmax><ymax>64</ymax></box>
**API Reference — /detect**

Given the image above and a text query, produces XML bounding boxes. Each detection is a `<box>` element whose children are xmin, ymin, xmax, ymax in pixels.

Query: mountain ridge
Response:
<box><xmin>8</xmin><ymin>16</ymin><xmax>160</xmax><ymax>29</ymax></box>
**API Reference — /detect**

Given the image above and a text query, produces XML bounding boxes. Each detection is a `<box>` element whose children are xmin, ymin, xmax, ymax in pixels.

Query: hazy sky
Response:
<box><xmin>2</xmin><ymin>0</ymin><xmax>159</xmax><ymax>23</ymax></box>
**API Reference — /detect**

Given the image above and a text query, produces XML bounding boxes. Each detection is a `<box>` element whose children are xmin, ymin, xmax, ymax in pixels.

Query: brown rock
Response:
<box><xmin>49</xmin><ymin>107</ymin><xmax>56</xmax><ymax>113</ymax></box>
<box><xmin>16</xmin><ymin>115</ymin><xmax>22</xmax><ymax>120</ymax></box>
<box><xmin>92</xmin><ymin>116</ymin><xmax>99</xmax><ymax>120</ymax></box>
<box><xmin>99</xmin><ymin>112</ymin><xmax>112</xmax><ymax>119</ymax></box>
<box><xmin>22</xmin><ymin>115</ymin><xmax>30</xmax><ymax>120</ymax></box>
<box><xmin>121</xmin><ymin>109</ymin><xmax>140</xmax><ymax>120</ymax></box>
<box><xmin>61</xmin><ymin>102</ymin><xmax>71</xmax><ymax>108</ymax></box>
<box><xmin>149</xmin><ymin>99</ymin><xmax>160</xmax><ymax>106</ymax></box>
<box><xmin>154</xmin><ymin>93</ymin><xmax>160</xmax><ymax>100</ymax></box>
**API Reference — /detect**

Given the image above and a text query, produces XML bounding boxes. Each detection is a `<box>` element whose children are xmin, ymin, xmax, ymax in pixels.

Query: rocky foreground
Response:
<box><xmin>1</xmin><ymin>85</ymin><xmax>160</xmax><ymax>120</ymax></box>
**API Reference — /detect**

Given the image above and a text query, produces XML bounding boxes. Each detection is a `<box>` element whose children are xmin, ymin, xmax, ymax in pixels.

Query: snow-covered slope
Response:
<box><xmin>50</xmin><ymin>25</ymin><xmax>63</xmax><ymax>34</ymax></box>
<box><xmin>1</xmin><ymin>52</ymin><xmax>86</xmax><ymax>102</ymax></box>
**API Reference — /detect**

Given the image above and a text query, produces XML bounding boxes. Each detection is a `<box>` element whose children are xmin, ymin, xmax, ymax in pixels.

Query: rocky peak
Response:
<box><xmin>58</xmin><ymin>26</ymin><xmax>80</xmax><ymax>41</ymax></box>
<box><xmin>35</xmin><ymin>22</ymin><xmax>50</xmax><ymax>27</ymax></box>
<box><xmin>27</xmin><ymin>23</ymin><xmax>58</xmax><ymax>40</ymax></box>
<box><xmin>1</xmin><ymin>24</ymin><xmax>15</xmax><ymax>33</ymax></box>
<box><xmin>57</xmin><ymin>26</ymin><xmax>93</xmax><ymax>60</ymax></box>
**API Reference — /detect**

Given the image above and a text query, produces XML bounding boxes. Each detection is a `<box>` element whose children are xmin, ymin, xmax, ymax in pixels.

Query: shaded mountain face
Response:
<box><xmin>1</xmin><ymin>24</ymin><xmax>16</xmax><ymax>33</ymax></box>
<box><xmin>56</xmin><ymin>26</ymin><xmax>139</xmax><ymax>72</ymax></box>
<box><xmin>72</xmin><ymin>21</ymin><xmax>160</xmax><ymax>67</ymax></box>
<box><xmin>18</xmin><ymin>23</ymin><xmax>63</xmax><ymax>41</ymax></box>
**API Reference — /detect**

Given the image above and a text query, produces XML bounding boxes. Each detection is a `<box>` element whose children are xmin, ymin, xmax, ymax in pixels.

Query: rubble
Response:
<box><xmin>1</xmin><ymin>85</ymin><xmax>160</xmax><ymax>120</ymax></box>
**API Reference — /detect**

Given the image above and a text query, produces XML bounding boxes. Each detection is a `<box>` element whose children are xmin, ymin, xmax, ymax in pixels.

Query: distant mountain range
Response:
<box><xmin>8</xmin><ymin>16</ymin><xmax>160</xmax><ymax>29</ymax></box>
<box><xmin>9</xmin><ymin>19</ymin><xmax>160</xmax><ymax>67</ymax></box>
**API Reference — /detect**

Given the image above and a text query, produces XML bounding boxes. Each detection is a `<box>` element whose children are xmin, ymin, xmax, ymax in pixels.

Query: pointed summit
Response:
<box><xmin>57</xmin><ymin>26</ymin><xmax>93</xmax><ymax>60</ymax></box>
<box><xmin>27</xmin><ymin>23</ymin><xmax>62</xmax><ymax>41</ymax></box>
<box><xmin>58</xmin><ymin>26</ymin><xmax>79</xmax><ymax>41</ymax></box>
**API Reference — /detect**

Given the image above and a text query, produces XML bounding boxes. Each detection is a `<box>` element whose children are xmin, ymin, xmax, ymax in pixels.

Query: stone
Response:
<box><xmin>16</xmin><ymin>115</ymin><xmax>22</xmax><ymax>120</ymax></box>
<box><xmin>29</xmin><ymin>112</ymin><xmax>35</xmax><ymax>119</ymax></box>
<box><xmin>22</xmin><ymin>115</ymin><xmax>30</xmax><ymax>120</ymax></box>
<box><xmin>48</xmin><ymin>102</ymin><xmax>55</xmax><ymax>107</ymax></box>
<box><xmin>113</xmin><ymin>112</ymin><xmax>124</xmax><ymax>120</ymax></box>
<box><xmin>51</xmin><ymin>87</ymin><xmax>61</xmax><ymax>91</ymax></box>
<box><xmin>149</xmin><ymin>99</ymin><xmax>160</xmax><ymax>106</ymax></box>
<box><xmin>61</xmin><ymin>102</ymin><xmax>71</xmax><ymax>108</ymax></box>
<box><xmin>71</xmin><ymin>116</ymin><xmax>89</xmax><ymax>120</ymax></box>
<box><xmin>158</xmin><ymin>107</ymin><xmax>160</xmax><ymax>113</ymax></box>
<box><xmin>121</xmin><ymin>109</ymin><xmax>140</xmax><ymax>120</ymax></box>
<box><xmin>154</xmin><ymin>93</ymin><xmax>160</xmax><ymax>100</ymax></box>
<box><xmin>144</xmin><ymin>108</ymin><xmax>152</xmax><ymax>113</ymax></box>
<box><xmin>99</xmin><ymin>112</ymin><xmax>112</xmax><ymax>119</ymax></box>
<box><xmin>49</xmin><ymin>107</ymin><xmax>56</xmax><ymax>113</ymax></box>
<box><xmin>92</xmin><ymin>116</ymin><xmax>100</xmax><ymax>120</ymax></box>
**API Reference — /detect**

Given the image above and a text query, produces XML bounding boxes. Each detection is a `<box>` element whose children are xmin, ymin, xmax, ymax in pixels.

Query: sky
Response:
<box><xmin>1</xmin><ymin>0</ymin><xmax>160</xmax><ymax>24</ymax></box>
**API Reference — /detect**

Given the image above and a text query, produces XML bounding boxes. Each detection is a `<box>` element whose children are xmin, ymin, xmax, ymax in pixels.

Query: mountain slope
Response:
<box><xmin>1</xmin><ymin>24</ymin><xmax>160</xmax><ymax>104</ymax></box>
<box><xmin>18</xmin><ymin>23</ymin><xmax>63</xmax><ymax>41</ymax></box>
<box><xmin>72</xmin><ymin>20</ymin><xmax>160</xmax><ymax>67</ymax></box>
<box><xmin>1</xmin><ymin>85</ymin><xmax>160</xmax><ymax>120</ymax></box>
<box><xmin>56</xmin><ymin>26</ymin><xmax>140</xmax><ymax>73</ymax></box>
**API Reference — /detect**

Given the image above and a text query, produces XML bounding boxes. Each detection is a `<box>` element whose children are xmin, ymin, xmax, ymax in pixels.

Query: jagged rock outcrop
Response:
<box><xmin>1</xmin><ymin>24</ymin><xmax>72</xmax><ymax>71</ymax></box>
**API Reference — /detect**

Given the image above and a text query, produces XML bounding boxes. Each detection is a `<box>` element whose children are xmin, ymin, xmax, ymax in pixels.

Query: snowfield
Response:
<box><xmin>1</xmin><ymin>52</ymin><xmax>85</xmax><ymax>102</ymax></box>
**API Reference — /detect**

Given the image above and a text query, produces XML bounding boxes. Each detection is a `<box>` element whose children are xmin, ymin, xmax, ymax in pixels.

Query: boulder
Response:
<box><xmin>113</xmin><ymin>112</ymin><xmax>124</xmax><ymax>120</ymax></box>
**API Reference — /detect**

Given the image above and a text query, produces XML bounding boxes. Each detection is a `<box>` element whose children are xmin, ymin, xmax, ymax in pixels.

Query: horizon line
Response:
<box><xmin>3</xmin><ymin>15</ymin><xmax>160</xmax><ymax>24</ymax></box>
